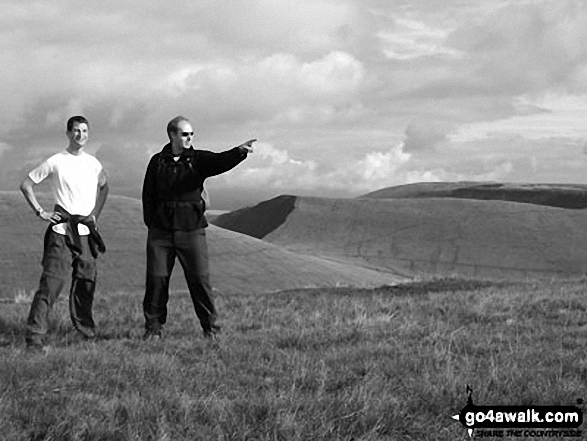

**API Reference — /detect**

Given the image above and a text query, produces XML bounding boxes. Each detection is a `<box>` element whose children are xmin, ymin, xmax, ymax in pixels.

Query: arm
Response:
<box><xmin>201</xmin><ymin>139</ymin><xmax>256</xmax><ymax>178</ymax></box>
<box><xmin>91</xmin><ymin>170</ymin><xmax>109</xmax><ymax>221</ymax></box>
<box><xmin>20</xmin><ymin>177</ymin><xmax>61</xmax><ymax>223</ymax></box>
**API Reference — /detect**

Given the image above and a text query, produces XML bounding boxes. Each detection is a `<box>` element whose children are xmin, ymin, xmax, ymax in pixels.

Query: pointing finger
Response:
<box><xmin>244</xmin><ymin>139</ymin><xmax>257</xmax><ymax>147</ymax></box>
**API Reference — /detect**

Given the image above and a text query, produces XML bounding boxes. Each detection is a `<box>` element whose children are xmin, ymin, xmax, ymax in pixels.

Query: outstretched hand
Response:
<box><xmin>238</xmin><ymin>139</ymin><xmax>257</xmax><ymax>153</ymax></box>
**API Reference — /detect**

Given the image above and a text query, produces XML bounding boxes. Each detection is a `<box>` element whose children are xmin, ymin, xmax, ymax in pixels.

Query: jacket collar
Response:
<box><xmin>161</xmin><ymin>143</ymin><xmax>196</xmax><ymax>159</ymax></box>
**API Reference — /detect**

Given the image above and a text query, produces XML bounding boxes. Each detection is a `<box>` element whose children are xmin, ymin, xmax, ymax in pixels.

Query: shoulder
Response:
<box><xmin>46</xmin><ymin>151</ymin><xmax>68</xmax><ymax>164</ymax></box>
<box><xmin>148</xmin><ymin>151</ymin><xmax>163</xmax><ymax>164</ymax></box>
<box><xmin>39</xmin><ymin>151</ymin><xmax>69</xmax><ymax>171</ymax></box>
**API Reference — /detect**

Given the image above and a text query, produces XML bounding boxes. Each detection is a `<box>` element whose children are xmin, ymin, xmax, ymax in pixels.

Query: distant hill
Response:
<box><xmin>360</xmin><ymin>182</ymin><xmax>587</xmax><ymax>209</ymax></box>
<box><xmin>213</xmin><ymin>189</ymin><xmax>587</xmax><ymax>279</ymax></box>
<box><xmin>0</xmin><ymin>192</ymin><xmax>403</xmax><ymax>300</ymax></box>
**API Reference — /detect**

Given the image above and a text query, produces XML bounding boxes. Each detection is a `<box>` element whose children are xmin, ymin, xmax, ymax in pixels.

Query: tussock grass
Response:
<box><xmin>1</xmin><ymin>277</ymin><xmax>587</xmax><ymax>440</ymax></box>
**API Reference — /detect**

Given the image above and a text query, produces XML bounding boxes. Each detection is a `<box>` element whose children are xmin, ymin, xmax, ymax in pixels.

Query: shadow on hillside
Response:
<box><xmin>363</xmin><ymin>183</ymin><xmax>587</xmax><ymax>209</ymax></box>
<box><xmin>308</xmin><ymin>277</ymin><xmax>513</xmax><ymax>297</ymax></box>
<box><xmin>213</xmin><ymin>195</ymin><xmax>297</xmax><ymax>239</ymax></box>
<box><xmin>376</xmin><ymin>277</ymin><xmax>510</xmax><ymax>295</ymax></box>
<box><xmin>450</xmin><ymin>186</ymin><xmax>587</xmax><ymax>209</ymax></box>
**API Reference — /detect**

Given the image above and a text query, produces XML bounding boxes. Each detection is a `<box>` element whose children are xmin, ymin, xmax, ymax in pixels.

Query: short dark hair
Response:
<box><xmin>167</xmin><ymin>116</ymin><xmax>190</xmax><ymax>139</ymax></box>
<box><xmin>67</xmin><ymin>116</ymin><xmax>89</xmax><ymax>132</ymax></box>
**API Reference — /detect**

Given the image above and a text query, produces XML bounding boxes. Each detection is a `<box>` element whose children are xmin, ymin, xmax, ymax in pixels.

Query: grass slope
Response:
<box><xmin>0</xmin><ymin>192</ymin><xmax>403</xmax><ymax>300</ymax></box>
<box><xmin>1</xmin><ymin>277</ymin><xmax>587</xmax><ymax>440</ymax></box>
<box><xmin>215</xmin><ymin>195</ymin><xmax>587</xmax><ymax>279</ymax></box>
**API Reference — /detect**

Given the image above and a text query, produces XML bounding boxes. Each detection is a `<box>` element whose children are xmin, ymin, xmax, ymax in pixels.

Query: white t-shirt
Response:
<box><xmin>29</xmin><ymin>150</ymin><xmax>103</xmax><ymax>235</ymax></box>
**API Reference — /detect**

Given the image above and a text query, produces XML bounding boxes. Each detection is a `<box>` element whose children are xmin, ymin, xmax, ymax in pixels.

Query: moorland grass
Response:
<box><xmin>1</xmin><ymin>277</ymin><xmax>587</xmax><ymax>440</ymax></box>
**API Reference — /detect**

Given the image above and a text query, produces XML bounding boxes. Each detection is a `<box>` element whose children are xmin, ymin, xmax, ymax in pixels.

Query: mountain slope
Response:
<box><xmin>214</xmin><ymin>194</ymin><xmax>587</xmax><ymax>279</ymax></box>
<box><xmin>0</xmin><ymin>192</ymin><xmax>403</xmax><ymax>299</ymax></box>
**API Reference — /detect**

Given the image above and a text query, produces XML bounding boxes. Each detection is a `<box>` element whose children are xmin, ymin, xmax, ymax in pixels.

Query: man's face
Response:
<box><xmin>67</xmin><ymin>122</ymin><xmax>89</xmax><ymax>148</ymax></box>
<box><xmin>171</xmin><ymin>121</ymin><xmax>194</xmax><ymax>150</ymax></box>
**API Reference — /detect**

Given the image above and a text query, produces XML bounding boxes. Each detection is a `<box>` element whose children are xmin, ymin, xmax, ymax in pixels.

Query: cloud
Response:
<box><xmin>163</xmin><ymin>51</ymin><xmax>366</xmax><ymax>126</ymax></box>
<box><xmin>379</xmin><ymin>18</ymin><xmax>463</xmax><ymax>60</ymax></box>
<box><xmin>214</xmin><ymin>132</ymin><xmax>587</xmax><ymax>201</ymax></box>
<box><xmin>402</xmin><ymin>120</ymin><xmax>452</xmax><ymax>153</ymax></box>
<box><xmin>441</xmin><ymin>1</ymin><xmax>587</xmax><ymax>97</ymax></box>
<box><xmin>95</xmin><ymin>142</ymin><xmax>155</xmax><ymax>198</ymax></box>
<box><xmin>214</xmin><ymin>141</ymin><xmax>413</xmax><ymax>196</ymax></box>
<box><xmin>192</xmin><ymin>0</ymin><xmax>357</xmax><ymax>55</ymax></box>
<box><xmin>2</xmin><ymin>0</ymin><xmax>587</xmax><ymax>207</ymax></box>
<box><xmin>425</xmin><ymin>134</ymin><xmax>587</xmax><ymax>184</ymax></box>
<box><xmin>216</xmin><ymin>142</ymin><xmax>318</xmax><ymax>190</ymax></box>
<box><xmin>355</xmin><ymin>147</ymin><xmax>412</xmax><ymax>187</ymax></box>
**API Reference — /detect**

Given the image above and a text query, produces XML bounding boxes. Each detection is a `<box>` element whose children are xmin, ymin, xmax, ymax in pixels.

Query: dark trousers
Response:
<box><xmin>143</xmin><ymin>228</ymin><xmax>217</xmax><ymax>333</ymax></box>
<box><xmin>26</xmin><ymin>226</ymin><xmax>97</xmax><ymax>342</ymax></box>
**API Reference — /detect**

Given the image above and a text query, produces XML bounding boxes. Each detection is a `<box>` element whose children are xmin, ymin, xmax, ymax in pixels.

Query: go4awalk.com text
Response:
<box><xmin>451</xmin><ymin>386</ymin><xmax>583</xmax><ymax>438</ymax></box>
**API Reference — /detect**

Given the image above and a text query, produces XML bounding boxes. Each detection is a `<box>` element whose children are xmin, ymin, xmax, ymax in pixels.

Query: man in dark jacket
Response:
<box><xmin>141</xmin><ymin>115</ymin><xmax>255</xmax><ymax>340</ymax></box>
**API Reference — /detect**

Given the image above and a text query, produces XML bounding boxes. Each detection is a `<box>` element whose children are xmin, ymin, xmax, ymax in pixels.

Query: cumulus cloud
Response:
<box><xmin>162</xmin><ymin>51</ymin><xmax>366</xmax><ymax>126</ymax></box>
<box><xmin>2</xmin><ymin>0</ymin><xmax>587</xmax><ymax>206</ymax></box>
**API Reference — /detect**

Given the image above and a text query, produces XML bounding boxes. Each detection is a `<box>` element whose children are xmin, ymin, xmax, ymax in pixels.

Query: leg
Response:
<box><xmin>175</xmin><ymin>229</ymin><xmax>218</xmax><ymax>335</ymax></box>
<box><xmin>26</xmin><ymin>227</ymin><xmax>70</xmax><ymax>345</ymax></box>
<box><xmin>69</xmin><ymin>235</ymin><xmax>97</xmax><ymax>337</ymax></box>
<box><xmin>144</xmin><ymin>228</ymin><xmax>176</xmax><ymax>332</ymax></box>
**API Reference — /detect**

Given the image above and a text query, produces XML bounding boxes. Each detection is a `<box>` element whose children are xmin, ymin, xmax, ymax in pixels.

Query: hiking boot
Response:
<box><xmin>203</xmin><ymin>331</ymin><xmax>217</xmax><ymax>341</ymax></box>
<box><xmin>75</xmin><ymin>326</ymin><xmax>96</xmax><ymax>340</ymax></box>
<box><xmin>26</xmin><ymin>335</ymin><xmax>48</xmax><ymax>353</ymax></box>
<box><xmin>143</xmin><ymin>329</ymin><xmax>162</xmax><ymax>341</ymax></box>
<box><xmin>203</xmin><ymin>324</ymin><xmax>220</xmax><ymax>342</ymax></box>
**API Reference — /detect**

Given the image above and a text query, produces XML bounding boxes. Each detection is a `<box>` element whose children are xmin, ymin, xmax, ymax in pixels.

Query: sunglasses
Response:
<box><xmin>180</xmin><ymin>131</ymin><xmax>194</xmax><ymax>137</ymax></box>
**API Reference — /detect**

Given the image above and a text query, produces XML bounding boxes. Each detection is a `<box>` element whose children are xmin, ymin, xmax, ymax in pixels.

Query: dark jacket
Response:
<box><xmin>54</xmin><ymin>205</ymin><xmax>106</xmax><ymax>258</ymax></box>
<box><xmin>142</xmin><ymin>143</ymin><xmax>247</xmax><ymax>230</ymax></box>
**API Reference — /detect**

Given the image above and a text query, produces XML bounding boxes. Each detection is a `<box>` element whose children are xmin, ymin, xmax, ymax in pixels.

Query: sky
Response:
<box><xmin>2</xmin><ymin>0</ymin><xmax>587</xmax><ymax>209</ymax></box>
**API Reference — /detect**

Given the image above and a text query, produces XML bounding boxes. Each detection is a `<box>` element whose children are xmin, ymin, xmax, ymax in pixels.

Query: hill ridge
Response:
<box><xmin>214</xmin><ymin>191</ymin><xmax>587</xmax><ymax>279</ymax></box>
<box><xmin>360</xmin><ymin>181</ymin><xmax>587</xmax><ymax>209</ymax></box>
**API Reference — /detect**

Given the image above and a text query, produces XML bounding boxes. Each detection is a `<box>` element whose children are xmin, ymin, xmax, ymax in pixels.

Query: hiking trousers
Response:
<box><xmin>26</xmin><ymin>226</ymin><xmax>97</xmax><ymax>343</ymax></box>
<box><xmin>143</xmin><ymin>227</ymin><xmax>217</xmax><ymax>333</ymax></box>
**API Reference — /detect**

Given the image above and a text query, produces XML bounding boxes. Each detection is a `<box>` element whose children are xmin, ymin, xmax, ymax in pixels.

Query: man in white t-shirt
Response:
<box><xmin>20</xmin><ymin>116</ymin><xmax>109</xmax><ymax>350</ymax></box>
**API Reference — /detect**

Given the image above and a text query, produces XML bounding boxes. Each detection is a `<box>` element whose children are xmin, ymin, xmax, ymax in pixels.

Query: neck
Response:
<box><xmin>67</xmin><ymin>144</ymin><xmax>83</xmax><ymax>155</ymax></box>
<box><xmin>170</xmin><ymin>143</ymin><xmax>185</xmax><ymax>156</ymax></box>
